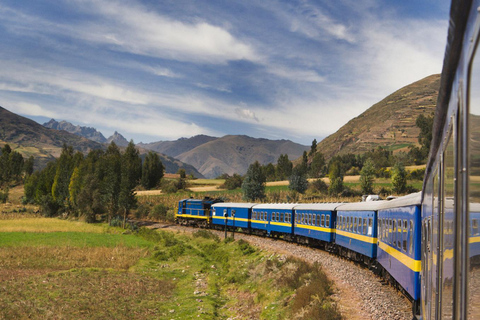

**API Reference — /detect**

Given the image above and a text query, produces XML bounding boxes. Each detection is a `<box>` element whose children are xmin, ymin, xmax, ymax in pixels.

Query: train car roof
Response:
<box><xmin>376</xmin><ymin>192</ymin><xmax>422</xmax><ymax>210</ymax></box>
<box><xmin>293</xmin><ymin>203</ymin><xmax>344</xmax><ymax>211</ymax></box>
<box><xmin>336</xmin><ymin>200</ymin><xmax>388</xmax><ymax>211</ymax></box>
<box><xmin>211</xmin><ymin>202</ymin><xmax>257</xmax><ymax>209</ymax></box>
<box><xmin>252</xmin><ymin>203</ymin><xmax>297</xmax><ymax>210</ymax></box>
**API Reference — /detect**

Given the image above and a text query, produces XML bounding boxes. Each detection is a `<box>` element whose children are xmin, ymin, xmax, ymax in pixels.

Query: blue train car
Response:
<box><xmin>336</xmin><ymin>201</ymin><xmax>381</xmax><ymax>262</ymax></box>
<box><xmin>251</xmin><ymin>203</ymin><xmax>295</xmax><ymax>238</ymax></box>
<box><xmin>376</xmin><ymin>192</ymin><xmax>422</xmax><ymax>304</ymax></box>
<box><xmin>293</xmin><ymin>203</ymin><xmax>342</xmax><ymax>248</ymax></box>
<box><xmin>470</xmin><ymin>205</ymin><xmax>480</xmax><ymax>263</ymax></box>
<box><xmin>211</xmin><ymin>202</ymin><xmax>256</xmax><ymax>230</ymax></box>
<box><xmin>176</xmin><ymin>197</ymin><xmax>221</xmax><ymax>227</ymax></box>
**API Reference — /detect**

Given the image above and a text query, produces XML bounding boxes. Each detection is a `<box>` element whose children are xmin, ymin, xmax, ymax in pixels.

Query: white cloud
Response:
<box><xmin>70</xmin><ymin>0</ymin><xmax>260</xmax><ymax>64</ymax></box>
<box><xmin>10</xmin><ymin>102</ymin><xmax>58</xmax><ymax>118</ymax></box>
<box><xmin>267</xmin><ymin>65</ymin><xmax>325</xmax><ymax>83</ymax></box>
<box><xmin>235</xmin><ymin>108</ymin><xmax>259</xmax><ymax>122</ymax></box>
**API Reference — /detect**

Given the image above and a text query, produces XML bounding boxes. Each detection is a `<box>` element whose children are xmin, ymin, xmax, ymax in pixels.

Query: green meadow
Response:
<box><xmin>0</xmin><ymin>217</ymin><xmax>341</xmax><ymax>320</ymax></box>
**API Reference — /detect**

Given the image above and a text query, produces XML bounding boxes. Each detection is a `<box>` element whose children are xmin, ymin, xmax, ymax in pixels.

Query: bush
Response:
<box><xmin>193</xmin><ymin>230</ymin><xmax>220</xmax><ymax>242</ymax></box>
<box><xmin>149</xmin><ymin>204</ymin><xmax>169</xmax><ymax>220</ymax></box>
<box><xmin>220</xmin><ymin>174</ymin><xmax>244</xmax><ymax>190</ymax></box>
<box><xmin>310</xmin><ymin>179</ymin><xmax>328</xmax><ymax>193</ymax></box>
<box><xmin>0</xmin><ymin>188</ymin><xmax>8</xmax><ymax>204</ymax></box>
<box><xmin>135</xmin><ymin>204</ymin><xmax>150</xmax><ymax>219</ymax></box>
<box><xmin>237</xmin><ymin>239</ymin><xmax>256</xmax><ymax>255</ymax></box>
<box><xmin>409</xmin><ymin>168</ymin><xmax>426</xmax><ymax>180</ymax></box>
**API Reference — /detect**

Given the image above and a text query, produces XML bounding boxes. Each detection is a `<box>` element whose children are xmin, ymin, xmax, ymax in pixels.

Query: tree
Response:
<box><xmin>309</xmin><ymin>152</ymin><xmax>325</xmax><ymax>178</ymax></box>
<box><xmin>141</xmin><ymin>151</ymin><xmax>164</xmax><ymax>189</ymax></box>
<box><xmin>263</xmin><ymin>163</ymin><xmax>276</xmax><ymax>181</ymax></box>
<box><xmin>328</xmin><ymin>161</ymin><xmax>344</xmax><ymax>195</ymax></box>
<box><xmin>391</xmin><ymin>162</ymin><xmax>407</xmax><ymax>194</ymax></box>
<box><xmin>24</xmin><ymin>156</ymin><xmax>34</xmax><ymax>177</ymax></box>
<box><xmin>415</xmin><ymin>113</ymin><xmax>434</xmax><ymax>161</ymax></box>
<box><xmin>221</xmin><ymin>173</ymin><xmax>243</xmax><ymax>190</ymax></box>
<box><xmin>102</xmin><ymin>142</ymin><xmax>122</xmax><ymax>219</ymax></box>
<box><xmin>309</xmin><ymin>139</ymin><xmax>317</xmax><ymax>156</ymax></box>
<box><xmin>288</xmin><ymin>166</ymin><xmax>309</xmax><ymax>194</ymax></box>
<box><xmin>52</xmin><ymin>145</ymin><xmax>75</xmax><ymax>203</ymax></box>
<box><xmin>360</xmin><ymin>158</ymin><xmax>375</xmax><ymax>194</ymax></box>
<box><xmin>242</xmin><ymin>161</ymin><xmax>266</xmax><ymax>201</ymax></box>
<box><xmin>119</xmin><ymin>141</ymin><xmax>142</xmax><ymax>226</ymax></box>
<box><xmin>276</xmin><ymin>154</ymin><xmax>292</xmax><ymax>181</ymax></box>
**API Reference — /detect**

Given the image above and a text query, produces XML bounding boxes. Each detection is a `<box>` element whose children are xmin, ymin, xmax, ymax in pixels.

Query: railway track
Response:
<box><xmin>138</xmin><ymin>221</ymin><xmax>412</xmax><ymax>320</ymax></box>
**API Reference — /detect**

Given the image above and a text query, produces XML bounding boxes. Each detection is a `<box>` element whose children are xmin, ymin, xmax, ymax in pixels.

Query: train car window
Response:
<box><xmin>326</xmin><ymin>215</ymin><xmax>330</xmax><ymax>227</ymax></box>
<box><xmin>409</xmin><ymin>220</ymin><xmax>413</xmax><ymax>255</ymax></box>
<box><xmin>474</xmin><ymin>219</ymin><xmax>479</xmax><ymax>236</ymax></box>
<box><xmin>393</xmin><ymin>220</ymin><xmax>397</xmax><ymax>247</ymax></box>
<box><xmin>309</xmin><ymin>214</ymin><xmax>313</xmax><ymax>225</ymax></box>
<box><xmin>363</xmin><ymin>218</ymin><xmax>367</xmax><ymax>235</ymax></box>
<box><xmin>354</xmin><ymin>217</ymin><xmax>357</xmax><ymax>233</ymax></box>
<box><xmin>320</xmin><ymin>214</ymin><xmax>324</xmax><ymax>227</ymax></box>
<box><xmin>397</xmin><ymin>219</ymin><xmax>402</xmax><ymax>248</ymax></box>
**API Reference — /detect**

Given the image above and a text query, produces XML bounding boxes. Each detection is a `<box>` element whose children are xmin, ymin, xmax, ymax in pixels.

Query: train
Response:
<box><xmin>176</xmin><ymin>0</ymin><xmax>480</xmax><ymax>318</ymax></box>
<box><xmin>176</xmin><ymin>194</ymin><xmax>424</xmax><ymax>316</ymax></box>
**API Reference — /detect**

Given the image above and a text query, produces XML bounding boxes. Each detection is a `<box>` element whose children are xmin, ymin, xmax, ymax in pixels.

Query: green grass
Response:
<box><xmin>0</xmin><ymin>219</ymin><xmax>342</xmax><ymax>320</ymax></box>
<box><xmin>0</xmin><ymin>232</ymin><xmax>154</xmax><ymax>248</ymax></box>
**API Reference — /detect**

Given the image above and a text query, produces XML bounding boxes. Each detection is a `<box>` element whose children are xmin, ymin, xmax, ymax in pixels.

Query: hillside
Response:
<box><xmin>0</xmin><ymin>107</ymin><xmax>203</xmax><ymax>177</ymax></box>
<box><xmin>317</xmin><ymin>74</ymin><xmax>440</xmax><ymax>160</ymax></box>
<box><xmin>0</xmin><ymin>106</ymin><xmax>103</xmax><ymax>168</ymax></box>
<box><xmin>176</xmin><ymin>135</ymin><xmax>308</xmax><ymax>178</ymax></box>
<box><xmin>138</xmin><ymin>135</ymin><xmax>217</xmax><ymax>157</ymax></box>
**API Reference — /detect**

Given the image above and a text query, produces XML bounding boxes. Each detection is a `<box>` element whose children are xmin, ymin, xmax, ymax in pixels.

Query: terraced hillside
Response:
<box><xmin>317</xmin><ymin>74</ymin><xmax>439</xmax><ymax>160</ymax></box>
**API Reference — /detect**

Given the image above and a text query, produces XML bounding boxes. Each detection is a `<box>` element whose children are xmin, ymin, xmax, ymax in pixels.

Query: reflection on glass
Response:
<box><xmin>442</xmin><ymin>132</ymin><xmax>454</xmax><ymax>319</ymax></box>
<box><xmin>468</xmin><ymin>39</ymin><xmax>480</xmax><ymax>318</ymax></box>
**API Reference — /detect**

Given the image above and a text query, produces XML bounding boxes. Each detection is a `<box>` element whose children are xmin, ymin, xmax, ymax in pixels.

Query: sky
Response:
<box><xmin>0</xmin><ymin>0</ymin><xmax>451</xmax><ymax>145</ymax></box>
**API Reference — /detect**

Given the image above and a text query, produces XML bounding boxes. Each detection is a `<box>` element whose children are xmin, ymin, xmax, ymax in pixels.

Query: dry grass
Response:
<box><xmin>0</xmin><ymin>218</ymin><xmax>106</xmax><ymax>233</ymax></box>
<box><xmin>0</xmin><ymin>245</ymin><xmax>148</xmax><ymax>276</ymax></box>
<box><xmin>0</xmin><ymin>269</ymin><xmax>174</xmax><ymax>319</ymax></box>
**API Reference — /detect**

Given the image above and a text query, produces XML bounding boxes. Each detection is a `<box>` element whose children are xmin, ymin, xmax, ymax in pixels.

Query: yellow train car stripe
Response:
<box><xmin>469</xmin><ymin>236</ymin><xmax>480</xmax><ymax>244</ymax></box>
<box><xmin>378</xmin><ymin>241</ymin><xmax>421</xmax><ymax>272</ymax></box>
<box><xmin>296</xmin><ymin>224</ymin><xmax>333</xmax><ymax>233</ymax></box>
<box><xmin>212</xmin><ymin>216</ymin><xmax>250</xmax><ymax>223</ymax></box>
<box><xmin>336</xmin><ymin>229</ymin><xmax>377</xmax><ymax>244</ymax></box>
<box><xmin>270</xmin><ymin>221</ymin><xmax>291</xmax><ymax>227</ymax></box>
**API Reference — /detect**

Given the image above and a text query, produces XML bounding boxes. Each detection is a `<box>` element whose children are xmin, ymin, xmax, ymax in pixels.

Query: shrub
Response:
<box><xmin>237</xmin><ymin>239</ymin><xmax>256</xmax><ymax>255</ymax></box>
<box><xmin>135</xmin><ymin>204</ymin><xmax>150</xmax><ymax>219</ymax></box>
<box><xmin>0</xmin><ymin>188</ymin><xmax>8</xmax><ymax>204</ymax></box>
<box><xmin>193</xmin><ymin>230</ymin><xmax>220</xmax><ymax>242</ymax></box>
<box><xmin>149</xmin><ymin>204</ymin><xmax>169</xmax><ymax>220</ymax></box>
<box><xmin>310</xmin><ymin>179</ymin><xmax>328</xmax><ymax>193</ymax></box>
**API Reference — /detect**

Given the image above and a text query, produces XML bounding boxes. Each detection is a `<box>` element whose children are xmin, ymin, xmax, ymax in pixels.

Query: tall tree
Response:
<box><xmin>141</xmin><ymin>151</ymin><xmax>164</xmax><ymax>189</ymax></box>
<box><xmin>119</xmin><ymin>141</ymin><xmax>142</xmax><ymax>225</ymax></box>
<box><xmin>391</xmin><ymin>162</ymin><xmax>407</xmax><ymax>194</ymax></box>
<box><xmin>360</xmin><ymin>158</ymin><xmax>375</xmax><ymax>194</ymax></box>
<box><xmin>309</xmin><ymin>152</ymin><xmax>325</xmax><ymax>178</ymax></box>
<box><xmin>263</xmin><ymin>163</ymin><xmax>276</xmax><ymax>181</ymax></box>
<box><xmin>52</xmin><ymin>145</ymin><xmax>75</xmax><ymax>202</ymax></box>
<box><xmin>276</xmin><ymin>154</ymin><xmax>292</xmax><ymax>181</ymax></box>
<box><xmin>309</xmin><ymin>138</ymin><xmax>317</xmax><ymax>156</ymax></box>
<box><xmin>24</xmin><ymin>156</ymin><xmax>34</xmax><ymax>177</ymax></box>
<box><xmin>242</xmin><ymin>161</ymin><xmax>266</xmax><ymax>201</ymax></box>
<box><xmin>289</xmin><ymin>166</ymin><xmax>309</xmax><ymax>194</ymax></box>
<box><xmin>416</xmin><ymin>113</ymin><xmax>434</xmax><ymax>159</ymax></box>
<box><xmin>328</xmin><ymin>160</ymin><xmax>344</xmax><ymax>195</ymax></box>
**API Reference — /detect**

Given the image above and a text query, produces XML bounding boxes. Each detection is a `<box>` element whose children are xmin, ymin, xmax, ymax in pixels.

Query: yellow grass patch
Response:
<box><xmin>0</xmin><ymin>218</ymin><xmax>105</xmax><ymax>233</ymax></box>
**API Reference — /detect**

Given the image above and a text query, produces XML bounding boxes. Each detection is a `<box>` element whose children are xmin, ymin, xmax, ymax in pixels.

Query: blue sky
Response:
<box><xmin>0</xmin><ymin>0</ymin><xmax>450</xmax><ymax>145</ymax></box>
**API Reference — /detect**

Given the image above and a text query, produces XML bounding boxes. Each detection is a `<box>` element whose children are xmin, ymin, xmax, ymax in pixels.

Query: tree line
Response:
<box><xmin>0</xmin><ymin>144</ymin><xmax>34</xmax><ymax>203</ymax></box>
<box><xmin>233</xmin><ymin>113</ymin><xmax>433</xmax><ymax>201</ymax></box>
<box><xmin>23</xmin><ymin>141</ymin><xmax>164</xmax><ymax>222</ymax></box>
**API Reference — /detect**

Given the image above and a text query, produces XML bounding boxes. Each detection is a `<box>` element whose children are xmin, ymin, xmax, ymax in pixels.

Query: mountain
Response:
<box><xmin>106</xmin><ymin>131</ymin><xmax>129</xmax><ymax>147</ymax></box>
<box><xmin>316</xmin><ymin>74</ymin><xmax>440</xmax><ymax>160</ymax></box>
<box><xmin>138</xmin><ymin>134</ymin><xmax>217</xmax><ymax>158</ymax></box>
<box><xmin>0</xmin><ymin>106</ymin><xmax>103</xmax><ymax>169</ymax></box>
<box><xmin>0</xmin><ymin>107</ymin><xmax>203</xmax><ymax>177</ymax></box>
<box><xmin>176</xmin><ymin>135</ymin><xmax>309</xmax><ymax>178</ymax></box>
<box><xmin>43</xmin><ymin>119</ymin><xmax>107</xmax><ymax>143</ymax></box>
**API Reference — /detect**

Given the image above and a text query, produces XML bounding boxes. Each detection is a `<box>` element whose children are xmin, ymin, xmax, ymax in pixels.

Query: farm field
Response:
<box><xmin>0</xmin><ymin>216</ymin><xmax>340</xmax><ymax>319</ymax></box>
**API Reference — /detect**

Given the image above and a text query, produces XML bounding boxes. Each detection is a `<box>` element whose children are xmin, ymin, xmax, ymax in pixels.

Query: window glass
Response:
<box><xmin>326</xmin><ymin>215</ymin><xmax>330</xmax><ymax>227</ymax></box>
<box><xmin>363</xmin><ymin>218</ymin><xmax>367</xmax><ymax>235</ymax></box>
<box><xmin>403</xmin><ymin>220</ymin><xmax>408</xmax><ymax>252</ymax></box>
<box><xmin>393</xmin><ymin>220</ymin><xmax>397</xmax><ymax>247</ymax></box>
<box><xmin>354</xmin><ymin>217</ymin><xmax>357</xmax><ymax>233</ymax></box>
<box><xmin>468</xmin><ymin>36</ymin><xmax>480</xmax><ymax>317</ymax></box>
<box><xmin>321</xmin><ymin>214</ymin><xmax>325</xmax><ymax>227</ymax></box>
<box><xmin>409</xmin><ymin>220</ymin><xmax>414</xmax><ymax>255</ymax></box>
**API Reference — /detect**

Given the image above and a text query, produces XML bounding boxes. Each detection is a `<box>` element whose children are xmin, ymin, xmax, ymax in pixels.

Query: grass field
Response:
<box><xmin>0</xmin><ymin>217</ymin><xmax>341</xmax><ymax>319</ymax></box>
